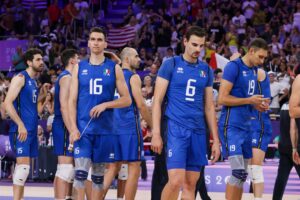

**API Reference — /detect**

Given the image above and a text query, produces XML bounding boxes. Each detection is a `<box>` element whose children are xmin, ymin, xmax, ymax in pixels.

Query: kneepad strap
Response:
<box><xmin>232</xmin><ymin>169</ymin><xmax>248</xmax><ymax>182</ymax></box>
<box><xmin>13</xmin><ymin>164</ymin><xmax>30</xmax><ymax>186</ymax></box>
<box><xmin>75</xmin><ymin>170</ymin><xmax>88</xmax><ymax>181</ymax></box>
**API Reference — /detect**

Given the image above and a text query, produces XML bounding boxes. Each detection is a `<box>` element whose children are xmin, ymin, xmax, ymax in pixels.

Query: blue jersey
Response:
<box><xmin>219</xmin><ymin>58</ymin><xmax>258</xmax><ymax>130</ymax></box>
<box><xmin>113</xmin><ymin>69</ymin><xmax>140</xmax><ymax>134</ymax></box>
<box><xmin>77</xmin><ymin>58</ymin><xmax>116</xmax><ymax>135</ymax></box>
<box><xmin>54</xmin><ymin>70</ymin><xmax>71</xmax><ymax>119</ymax></box>
<box><xmin>158</xmin><ymin>56</ymin><xmax>213</xmax><ymax>131</ymax></box>
<box><xmin>9</xmin><ymin>71</ymin><xmax>39</xmax><ymax>133</ymax></box>
<box><xmin>252</xmin><ymin>70</ymin><xmax>271</xmax><ymax>123</ymax></box>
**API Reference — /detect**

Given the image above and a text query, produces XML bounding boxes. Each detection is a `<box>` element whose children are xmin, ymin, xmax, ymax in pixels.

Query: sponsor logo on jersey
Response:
<box><xmin>177</xmin><ymin>67</ymin><xmax>184</xmax><ymax>74</ymax></box>
<box><xmin>103</xmin><ymin>69</ymin><xmax>110</xmax><ymax>76</ymax></box>
<box><xmin>82</xmin><ymin>69</ymin><xmax>88</xmax><ymax>75</ymax></box>
<box><xmin>200</xmin><ymin>70</ymin><xmax>206</xmax><ymax>78</ymax></box>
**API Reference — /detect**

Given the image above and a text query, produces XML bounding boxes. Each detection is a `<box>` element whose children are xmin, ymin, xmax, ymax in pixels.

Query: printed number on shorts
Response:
<box><xmin>185</xmin><ymin>79</ymin><xmax>196</xmax><ymax>102</ymax></box>
<box><xmin>248</xmin><ymin>80</ymin><xmax>255</xmax><ymax>95</ymax></box>
<box><xmin>89</xmin><ymin>78</ymin><xmax>103</xmax><ymax>95</ymax></box>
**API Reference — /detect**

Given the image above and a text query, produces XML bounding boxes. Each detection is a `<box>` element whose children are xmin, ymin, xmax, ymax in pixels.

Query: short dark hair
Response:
<box><xmin>23</xmin><ymin>48</ymin><xmax>43</xmax><ymax>67</ymax></box>
<box><xmin>185</xmin><ymin>26</ymin><xmax>206</xmax><ymax>41</ymax></box>
<box><xmin>248</xmin><ymin>38</ymin><xmax>268</xmax><ymax>51</ymax></box>
<box><xmin>89</xmin><ymin>27</ymin><xmax>107</xmax><ymax>40</ymax></box>
<box><xmin>61</xmin><ymin>49</ymin><xmax>78</xmax><ymax>68</ymax></box>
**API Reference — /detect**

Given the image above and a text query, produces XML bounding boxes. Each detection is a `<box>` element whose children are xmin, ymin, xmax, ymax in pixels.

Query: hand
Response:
<box><xmin>90</xmin><ymin>103</ymin><xmax>107</xmax><ymax>118</ymax></box>
<box><xmin>254</xmin><ymin>99</ymin><xmax>270</xmax><ymax>112</ymax></box>
<box><xmin>292</xmin><ymin>149</ymin><xmax>300</xmax><ymax>165</ymax></box>
<box><xmin>151</xmin><ymin>134</ymin><xmax>163</xmax><ymax>155</ymax></box>
<box><xmin>104</xmin><ymin>51</ymin><xmax>121</xmax><ymax>65</ymax></box>
<box><xmin>42</xmin><ymin>83</ymin><xmax>51</xmax><ymax>91</ymax></box>
<box><xmin>249</xmin><ymin>95</ymin><xmax>268</xmax><ymax>106</ymax></box>
<box><xmin>69</xmin><ymin>128</ymin><xmax>80</xmax><ymax>144</ymax></box>
<box><xmin>210</xmin><ymin>141</ymin><xmax>220</xmax><ymax>164</ymax></box>
<box><xmin>17</xmin><ymin>123</ymin><xmax>28</xmax><ymax>142</ymax></box>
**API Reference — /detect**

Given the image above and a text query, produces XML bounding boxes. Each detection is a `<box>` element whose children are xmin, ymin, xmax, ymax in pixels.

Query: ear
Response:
<box><xmin>183</xmin><ymin>37</ymin><xmax>188</xmax><ymax>47</ymax></box>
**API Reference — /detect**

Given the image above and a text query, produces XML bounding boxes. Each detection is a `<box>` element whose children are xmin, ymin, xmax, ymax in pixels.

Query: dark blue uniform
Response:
<box><xmin>73</xmin><ymin>58</ymin><xmax>116</xmax><ymax>163</ymax></box>
<box><xmin>251</xmin><ymin>70</ymin><xmax>272</xmax><ymax>152</ymax></box>
<box><xmin>113</xmin><ymin>69</ymin><xmax>144</xmax><ymax>162</ymax></box>
<box><xmin>218</xmin><ymin>58</ymin><xmax>258</xmax><ymax>159</ymax></box>
<box><xmin>52</xmin><ymin>70</ymin><xmax>73</xmax><ymax>156</ymax></box>
<box><xmin>9</xmin><ymin>71</ymin><xmax>39</xmax><ymax>157</ymax></box>
<box><xmin>158</xmin><ymin>56</ymin><xmax>213</xmax><ymax>172</ymax></box>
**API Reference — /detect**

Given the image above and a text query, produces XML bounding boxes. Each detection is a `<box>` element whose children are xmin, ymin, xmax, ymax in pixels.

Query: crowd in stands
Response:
<box><xmin>0</xmin><ymin>0</ymin><xmax>300</xmax><ymax>178</ymax></box>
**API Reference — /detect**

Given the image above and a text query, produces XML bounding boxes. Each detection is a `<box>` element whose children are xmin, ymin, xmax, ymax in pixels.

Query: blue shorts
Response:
<box><xmin>251</xmin><ymin>119</ymin><xmax>272</xmax><ymax>152</ymax></box>
<box><xmin>52</xmin><ymin>118</ymin><xmax>73</xmax><ymax>157</ymax></box>
<box><xmin>73</xmin><ymin>134</ymin><xmax>114</xmax><ymax>163</ymax></box>
<box><xmin>9</xmin><ymin>130</ymin><xmax>38</xmax><ymax>158</ymax></box>
<box><xmin>166</xmin><ymin>119</ymin><xmax>208</xmax><ymax>172</ymax></box>
<box><xmin>219</xmin><ymin>124</ymin><xmax>252</xmax><ymax>159</ymax></box>
<box><xmin>114</xmin><ymin>131</ymin><xmax>144</xmax><ymax>162</ymax></box>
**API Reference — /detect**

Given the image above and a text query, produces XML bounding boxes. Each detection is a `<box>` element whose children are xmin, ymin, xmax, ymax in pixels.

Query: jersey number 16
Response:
<box><xmin>89</xmin><ymin>78</ymin><xmax>103</xmax><ymax>95</ymax></box>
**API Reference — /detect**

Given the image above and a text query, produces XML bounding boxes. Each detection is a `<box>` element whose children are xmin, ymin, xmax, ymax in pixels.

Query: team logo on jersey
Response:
<box><xmin>103</xmin><ymin>69</ymin><xmax>110</xmax><ymax>76</ymax></box>
<box><xmin>177</xmin><ymin>67</ymin><xmax>184</xmax><ymax>74</ymax></box>
<box><xmin>199</xmin><ymin>70</ymin><xmax>206</xmax><ymax>78</ymax></box>
<box><xmin>28</xmin><ymin>80</ymin><xmax>32</xmax><ymax>86</ymax></box>
<box><xmin>252</xmin><ymin>139</ymin><xmax>257</xmax><ymax>144</ymax></box>
<box><xmin>81</xmin><ymin>69</ymin><xmax>88</xmax><ymax>75</ymax></box>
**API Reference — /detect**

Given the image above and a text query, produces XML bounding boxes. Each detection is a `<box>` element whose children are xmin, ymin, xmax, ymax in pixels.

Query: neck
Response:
<box><xmin>65</xmin><ymin>65</ymin><xmax>73</xmax><ymax>73</ymax></box>
<box><xmin>89</xmin><ymin>53</ymin><xmax>105</xmax><ymax>65</ymax></box>
<box><xmin>242</xmin><ymin>54</ymin><xmax>253</xmax><ymax>67</ymax></box>
<box><xmin>26</xmin><ymin>67</ymin><xmax>38</xmax><ymax>78</ymax></box>
<box><xmin>183</xmin><ymin>53</ymin><xmax>197</xmax><ymax>63</ymax></box>
<box><xmin>122</xmin><ymin>63</ymin><xmax>135</xmax><ymax>72</ymax></box>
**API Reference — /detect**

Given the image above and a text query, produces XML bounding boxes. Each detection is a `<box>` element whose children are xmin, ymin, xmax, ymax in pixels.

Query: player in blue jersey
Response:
<box><xmin>52</xmin><ymin>49</ymin><xmax>79</xmax><ymax>200</ymax></box>
<box><xmin>218</xmin><ymin>38</ymin><xmax>269</xmax><ymax>200</ymax></box>
<box><xmin>4</xmin><ymin>48</ymin><xmax>44</xmax><ymax>200</ymax></box>
<box><xmin>102</xmin><ymin>47</ymin><xmax>153</xmax><ymax>200</ymax></box>
<box><xmin>248</xmin><ymin>68</ymin><xmax>272</xmax><ymax>200</ymax></box>
<box><xmin>151</xmin><ymin>26</ymin><xmax>220</xmax><ymax>200</ymax></box>
<box><xmin>68</xmin><ymin>27</ymin><xmax>131</xmax><ymax>200</ymax></box>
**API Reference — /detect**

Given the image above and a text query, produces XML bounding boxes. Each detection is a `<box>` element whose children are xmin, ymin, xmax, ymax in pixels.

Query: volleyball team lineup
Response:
<box><xmin>1</xmin><ymin>24</ymin><xmax>300</xmax><ymax>200</ymax></box>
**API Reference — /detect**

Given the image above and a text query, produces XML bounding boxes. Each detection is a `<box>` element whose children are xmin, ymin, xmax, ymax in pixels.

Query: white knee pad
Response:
<box><xmin>251</xmin><ymin>165</ymin><xmax>264</xmax><ymax>184</ymax></box>
<box><xmin>87</xmin><ymin>167</ymin><xmax>92</xmax><ymax>181</ymax></box>
<box><xmin>118</xmin><ymin>164</ymin><xmax>128</xmax><ymax>181</ymax></box>
<box><xmin>55</xmin><ymin>164</ymin><xmax>75</xmax><ymax>183</ymax></box>
<box><xmin>13</xmin><ymin>164</ymin><xmax>30</xmax><ymax>186</ymax></box>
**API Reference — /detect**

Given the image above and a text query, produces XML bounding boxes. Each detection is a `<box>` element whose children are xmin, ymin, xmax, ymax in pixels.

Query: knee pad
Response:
<box><xmin>13</xmin><ymin>164</ymin><xmax>30</xmax><ymax>186</ymax></box>
<box><xmin>249</xmin><ymin>165</ymin><xmax>264</xmax><ymax>184</ymax></box>
<box><xmin>232</xmin><ymin>169</ymin><xmax>248</xmax><ymax>182</ymax></box>
<box><xmin>228</xmin><ymin>175</ymin><xmax>244</xmax><ymax>188</ymax></box>
<box><xmin>118</xmin><ymin>164</ymin><xmax>128</xmax><ymax>181</ymax></box>
<box><xmin>55</xmin><ymin>164</ymin><xmax>75</xmax><ymax>183</ymax></box>
<box><xmin>91</xmin><ymin>163</ymin><xmax>105</xmax><ymax>190</ymax></box>
<box><xmin>73</xmin><ymin>158</ymin><xmax>91</xmax><ymax>188</ymax></box>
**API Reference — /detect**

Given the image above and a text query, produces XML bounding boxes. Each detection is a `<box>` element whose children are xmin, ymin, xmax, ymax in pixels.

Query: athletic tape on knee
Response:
<box><xmin>13</xmin><ymin>164</ymin><xmax>30</xmax><ymax>186</ymax></box>
<box><xmin>118</xmin><ymin>164</ymin><xmax>128</xmax><ymax>181</ymax></box>
<box><xmin>73</xmin><ymin>158</ymin><xmax>91</xmax><ymax>188</ymax></box>
<box><xmin>250</xmin><ymin>165</ymin><xmax>264</xmax><ymax>183</ymax></box>
<box><xmin>55</xmin><ymin>164</ymin><xmax>74</xmax><ymax>183</ymax></box>
<box><xmin>91</xmin><ymin>163</ymin><xmax>105</xmax><ymax>190</ymax></box>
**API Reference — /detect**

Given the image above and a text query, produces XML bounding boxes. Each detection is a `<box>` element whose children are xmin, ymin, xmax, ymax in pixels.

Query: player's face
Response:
<box><xmin>130</xmin><ymin>50</ymin><xmax>141</xmax><ymax>69</ymax></box>
<box><xmin>31</xmin><ymin>54</ymin><xmax>44</xmax><ymax>72</ymax></box>
<box><xmin>250</xmin><ymin>48</ymin><xmax>268</xmax><ymax>66</ymax></box>
<box><xmin>184</xmin><ymin>35</ymin><xmax>205</xmax><ymax>59</ymax></box>
<box><xmin>88</xmin><ymin>32</ymin><xmax>107</xmax><ymax>54</ymax></box>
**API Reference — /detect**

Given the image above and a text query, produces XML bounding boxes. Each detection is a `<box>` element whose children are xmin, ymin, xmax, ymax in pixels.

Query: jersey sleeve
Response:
<box><xmin>157</xmin><ymin>58</ymin><xmax>175</xmax><ymax>81</ymax></box>
<box><xmin>206</xmin><ymin>66</ymin><xmax>214</xmax><ymax>87</ymax></box>
<box><xmin>222</xmin><ymin>61</ymin><xmax>239</xmax><ymax>84</ymax></box>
